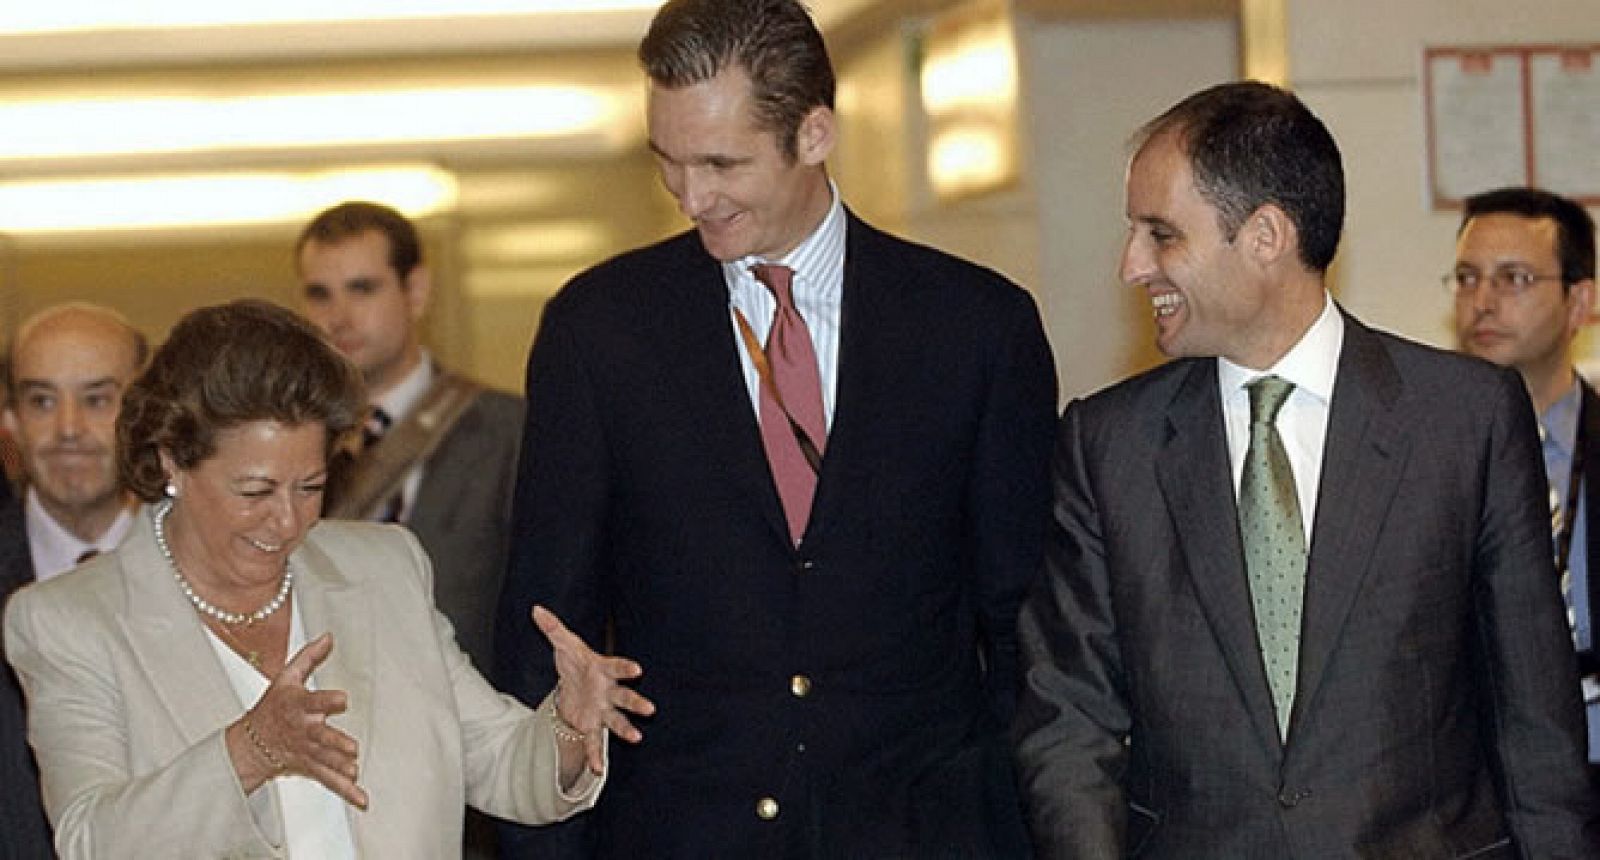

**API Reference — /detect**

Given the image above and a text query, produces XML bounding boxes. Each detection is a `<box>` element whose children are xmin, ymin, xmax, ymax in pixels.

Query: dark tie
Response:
<box><xmin>360</xmin><ymin>406</ymin><xmax>404</xmax><ymax>523</ymax></box>
<box><xmin>751</xmin><ymin>263</ymin><xmax>827</xmax><ymax>544</ymax></box>
<box><xmin>1240</xmin><ymin>375</ymin><xmax>1305</xmax><ymax>740</ymax></box>
<box><xmin>362</xmin><ymin>406</ymin><xmax>393</xmax><ymax>451</ymax></box>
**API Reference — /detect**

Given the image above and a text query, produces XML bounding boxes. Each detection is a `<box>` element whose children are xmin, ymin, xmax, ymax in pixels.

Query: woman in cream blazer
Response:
<box><xmin>7</xmin><ymin>511</ymin><xmax>604</xmax><ymax>858</ymax></box>
<box><xmin>5</xmin><ymin>300</ymin><xmax>650</xmax><ymax>858</ymax></box>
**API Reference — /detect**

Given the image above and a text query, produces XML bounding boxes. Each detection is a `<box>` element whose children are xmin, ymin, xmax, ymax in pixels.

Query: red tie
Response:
<box><xmin>751</xmin><ymin>264</ymin><xmax>826</xmax><ymax>544</ymax></box>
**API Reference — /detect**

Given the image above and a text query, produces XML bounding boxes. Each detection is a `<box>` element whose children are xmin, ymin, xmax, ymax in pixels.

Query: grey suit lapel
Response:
<box><xmin>1290</xmin><ymin>317</ymin><xmax>1408</xmax><ymax>737</ymax></box>
<box><xmin>294</xmin><ymin>533</ymin><xmax>373</xmax><ymax>756</ymax></box>
<box><xmin>1155</xmin><ymin>360</ymin><xmax>1285</xmax><ymax>757</ymax></box>
<box><xmin>118</xmin><ymin>511</ymin><xmax>243</xmax><ymax>748</ymax></box>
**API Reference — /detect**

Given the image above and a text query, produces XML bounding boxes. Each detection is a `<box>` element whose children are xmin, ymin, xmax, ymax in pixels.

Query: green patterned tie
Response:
<box><xmin>1240</xmin><ymin>375</ymin><xmax>1305</xmax><ymax>740</ymax></box>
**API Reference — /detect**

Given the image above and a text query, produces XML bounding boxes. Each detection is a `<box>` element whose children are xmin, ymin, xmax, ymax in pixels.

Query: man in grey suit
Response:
<box><xmin>1015</xmin><ymin>81</ymin><xmax>1599</xmax><ymax>858</ymax></box>
<box><xmin>296</xmin><ymin>202</ymin><xmax>522</xmax><ymax>860</ymax></box>
<box><xmin>1</xmin><ymin>303</ymin><xmax>148</xmax><ymax>858</ymax></box>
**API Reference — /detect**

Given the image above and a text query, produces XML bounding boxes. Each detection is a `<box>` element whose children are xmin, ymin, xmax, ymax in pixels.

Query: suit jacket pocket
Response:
<box><xmin>1127</xmin><ymin>800</ymin><xmax>1160</xmax><ymax>857</ymax></box>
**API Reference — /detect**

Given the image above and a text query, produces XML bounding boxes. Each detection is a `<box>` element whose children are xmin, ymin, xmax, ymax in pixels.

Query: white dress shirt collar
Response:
<box><xmin>1217</xmin><ymin>292</ymin><xmax>1343</xmax><ymax>407</ymax></box>
<box><xmin>1216</xmin><ymin>293</ymin><xmax>1344</xmax><ymax>541</ymax></box>
<box><xmin>721</xmin><ymin>178</ymin><xmax>846</xmax><ymax>292</ymax></box>
<box><xmin>372</xmin><ymin>350</ymin><xmax>435</xmax><ymax>423</ymax></box>
<box><xmin>24</xmin><ymin>487</ymin><xmax>135</xmax><ymax>581</ymax></box>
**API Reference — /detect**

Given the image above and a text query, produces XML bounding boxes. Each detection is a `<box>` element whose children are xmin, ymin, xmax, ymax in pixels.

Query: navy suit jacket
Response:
<box><xmin>495</xmin><ymin>212</ymin><xmax>1057</xmax><ymax>858</ymax></box>
<box><xmin>0</xmin><ymin>491</ymin><xmax>54</xmax><ymax>859</ymax></box>
<box><xmin>1016</xmin><ymin>314</ymin><xmax>1599</xmax><ymax>858</ymax></box>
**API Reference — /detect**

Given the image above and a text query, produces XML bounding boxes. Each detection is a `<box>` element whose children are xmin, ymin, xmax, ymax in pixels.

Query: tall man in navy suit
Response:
<box><xmin>494</xmin><ymin>0</ymin><xmax>1057</xmax><ymax>856</ymax></box>
<box><xmin>1015</xmin><ymin>82</ymin><xmax>1598</xmax><ymax>857</ymax></box>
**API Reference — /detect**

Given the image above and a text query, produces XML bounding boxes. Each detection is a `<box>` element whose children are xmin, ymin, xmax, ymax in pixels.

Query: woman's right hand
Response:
<box><xmin>227</xmin><ymin>633</ymin><xmax>368</xmax><ymax>809</ymax></box>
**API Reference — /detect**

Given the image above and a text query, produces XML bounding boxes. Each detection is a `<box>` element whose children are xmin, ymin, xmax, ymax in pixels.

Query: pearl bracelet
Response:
<box><xmin>241</xmin><ymin>713</ymin><xmax>288</xmax><ymax>774</ymax></box>
<box><xmin>549</xmin><ymin>685</ymin><xmax>588</xmax><ymax>744</ymax></box>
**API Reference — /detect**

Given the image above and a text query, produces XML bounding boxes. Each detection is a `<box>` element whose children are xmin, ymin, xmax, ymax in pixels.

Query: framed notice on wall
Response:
<box><xmin>1423</xmin><ymin>45</ymin><xmax>1600</xmax><ymax>208</ymax></box>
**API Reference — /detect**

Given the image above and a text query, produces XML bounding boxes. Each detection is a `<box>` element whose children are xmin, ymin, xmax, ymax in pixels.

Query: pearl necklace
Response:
<box><xmin>153</xmin><ymin>499</ymin><xmax>293</xmax><ymax>627</ymax></box>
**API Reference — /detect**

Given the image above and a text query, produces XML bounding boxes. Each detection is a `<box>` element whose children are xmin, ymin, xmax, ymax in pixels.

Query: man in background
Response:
<box><xmin>1452</xmin><ymin>186</ymin><xmax>1600</xmax><ymax>786</ymax></box>
<box><xmin>494</xmin><ymin>0</ymin><xmax>1057</xmax><ymax>856</ymax></box>
<box><xmin>1015</xmin><ymin>82</ymin><xmax>1597</xmax><ymax>857</ymax></box>
<box><xmin>1</xmin><ymin>302</ymin><xmax>148</xmax><ymax>857</ymax></box>
<box><xmin>297</xmin><ymin>201</ymin><xmax>523</xmax><ymax>859</ymax></box>
<box><xmin>297</xmin><ymin>201</ymin><xmax>523</xmax><ymax>675</ymax></box>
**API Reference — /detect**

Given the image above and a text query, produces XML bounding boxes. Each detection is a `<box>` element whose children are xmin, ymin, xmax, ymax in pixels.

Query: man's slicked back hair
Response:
<box><xmin>639</xmin><ymin>0</ymin><xmax>834</xmax><ymax>160</ymax></box>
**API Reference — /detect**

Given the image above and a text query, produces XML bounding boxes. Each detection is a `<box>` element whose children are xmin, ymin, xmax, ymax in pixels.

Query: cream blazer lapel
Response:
<box><xmin>118</xmin><ymin>511</ymin><xmax>381</xmax><ymax>848</ymax></box>
<box><xmin>293</xmin><ymin>536</ymin><xmax>374</xmax><ymax>764</ymax></box>
<box><xmin>116</xmin><ymin>510</ymin><xmax>244</xmax><ymax>751</ymax></box>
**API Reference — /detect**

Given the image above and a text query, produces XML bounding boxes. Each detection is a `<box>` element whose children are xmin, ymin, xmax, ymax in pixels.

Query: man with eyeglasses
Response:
<box><xmin>1452</xmin><ymin>186</ymin><xmax>1600</xmax><ymax>787</ymax></box>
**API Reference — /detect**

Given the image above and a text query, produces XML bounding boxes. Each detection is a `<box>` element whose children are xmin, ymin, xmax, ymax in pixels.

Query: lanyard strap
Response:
<box><xmin>1556</xmin><ymin>412</ymin><xmax>1588</xmax><ymax>580</ymax></box>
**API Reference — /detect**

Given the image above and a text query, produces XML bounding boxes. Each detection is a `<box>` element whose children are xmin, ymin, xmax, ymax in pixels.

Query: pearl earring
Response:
<box><xmin>164</xmin><ymin>482</ymin><xmax>178</xmax><ymax>499</ymax></box>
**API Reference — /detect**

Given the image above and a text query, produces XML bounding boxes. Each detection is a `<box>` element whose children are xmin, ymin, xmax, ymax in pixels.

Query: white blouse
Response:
<box><xmin>204</xmin><ymin>594</ymin><xmax>358</xmax><ymax>859</ymax></box>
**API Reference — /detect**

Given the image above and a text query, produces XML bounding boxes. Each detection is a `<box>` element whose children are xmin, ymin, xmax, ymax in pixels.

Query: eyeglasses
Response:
<box><xmin>1443</xmin><ymin>267</ymin><xmax>1565</xmax><ymax>298</ymax></box>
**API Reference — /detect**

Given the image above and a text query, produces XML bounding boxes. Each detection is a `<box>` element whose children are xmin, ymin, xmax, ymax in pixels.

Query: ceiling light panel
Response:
<box><xmin>2</xmin><ymin>1</ymin><xmax>663</xmax><ymax>33</ymax></box>
<box><xmin>0</xmin><ymin>85</ymin><xmax>625</xmax><ymax>164</ymax></box>
<box><xmin>0</xmin><ymin>165</ymin><xmax>457</xmax><ymax>234</ymax></box>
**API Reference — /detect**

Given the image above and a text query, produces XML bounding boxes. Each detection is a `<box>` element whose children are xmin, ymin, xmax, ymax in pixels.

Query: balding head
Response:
<box><xmin>5</xmin><ymin>304</ymin><xmax>147</xmax><ymax>398</ymax></box>
<box><xmin>3</xmin><ymin>303</ymin><xmax>147</xmax><ymax>540</ymax></box>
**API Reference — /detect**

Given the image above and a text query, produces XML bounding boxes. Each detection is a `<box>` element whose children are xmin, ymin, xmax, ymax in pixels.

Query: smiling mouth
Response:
<box><xmin>696</xmin><ymin>212</ymin><xmax>741</xmax><ymax>230</ymax></box>
<box><xmin>1151</xmin><ymin>292</ymin><xmax>1183</xmax><ymax>317</ymax></box>
<box><xmin>247</xmin><ymin>537</ymin><xmax>284</xmax><ymax>553</ymax></box>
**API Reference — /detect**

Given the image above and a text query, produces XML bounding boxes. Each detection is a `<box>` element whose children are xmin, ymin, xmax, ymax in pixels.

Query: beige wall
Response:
<box><xmin>830</xmin><ymin>7</ymin><xmax>1237</xmax><ymax>403</ymax></box>
<box><xmin>1022</xmin><ymin>15</ymin><xmax>1238</xmax><ymax>400</ymax></box>
<box><xmin>1278</xmin><ymin>0</ymin><xmax>1600</xmax><ymax>357</ymax></box>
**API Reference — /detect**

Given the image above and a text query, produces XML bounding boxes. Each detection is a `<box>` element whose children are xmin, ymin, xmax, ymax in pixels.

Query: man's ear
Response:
<box><xmin>1566</xmin><ymin>277</ymin><xmax>1596</xmax><ymax>337</ymax></box>
<box><xmin>1240</xmin><ymin>203</ymin><xmax>1298</xmax><ymax>269</ymax></box>
<box><xmin>403</xmin><ymin>264</ymin><xmax>432</xmax><ymax>323</ymax></box>
<box><xmin>2</xmin><ymin>405</ymin><xmax>16</xmax><ymax>436</ymax></box>
<box><xmin>794</xmin><ymin>105</ymin><xmax>836</xmax><ymax>167</ymax></box>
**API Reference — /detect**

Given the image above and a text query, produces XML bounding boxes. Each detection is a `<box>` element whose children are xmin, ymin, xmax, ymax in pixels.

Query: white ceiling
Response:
<box><xmin>0</xmin><ymin>0</ymin><xmax>884</xmax><ymax>71</ymax></box>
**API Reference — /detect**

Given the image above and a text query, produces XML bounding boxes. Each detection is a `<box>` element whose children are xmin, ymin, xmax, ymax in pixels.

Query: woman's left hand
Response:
<box><xmin>533</xmin><ymin>605</ymin><xmax>655</xmax><ymax>775</ymax></box>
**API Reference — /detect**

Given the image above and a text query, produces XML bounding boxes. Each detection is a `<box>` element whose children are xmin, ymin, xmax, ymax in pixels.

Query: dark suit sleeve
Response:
<box><xmin>1014</xmin><ymin>400</ymin><xmax>1130</xmax><ymax>859</ymax></box>
<box><xmin>1473</xmin><ymin>370</ymin><xmax>1600</xmax><ymax>857</ymax></box>
<box><xmin>968</xmin><ymin>291</ymin><xmax>1057</xmax><ymax>728</ymax></box>
<box><xmin>494</xmin><ymin>302</ymin><xmax>609</xmax><ymax>858</ymax></box>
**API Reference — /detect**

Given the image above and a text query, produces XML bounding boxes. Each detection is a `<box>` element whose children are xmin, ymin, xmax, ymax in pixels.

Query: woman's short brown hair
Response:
<box><xmin>118</xmin><ymin>299</ymin><xmax>364</xmax><ymax>501</ymax></box>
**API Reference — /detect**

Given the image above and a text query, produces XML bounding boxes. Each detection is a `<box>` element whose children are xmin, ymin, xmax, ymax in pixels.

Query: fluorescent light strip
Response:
<box><xmin>4</xmin><ymin>1</ymin><xmax>661</xmax><ymax>33</ymax></box>
<box><xmin>0</xmin><ymin>166</ymin><xmax>457</xmax><ymax>234</ymax></box>
<box><xmin>0</xmin><ymin>86</ymin><xmax>615</xmax><ymax>162</ymax></box>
